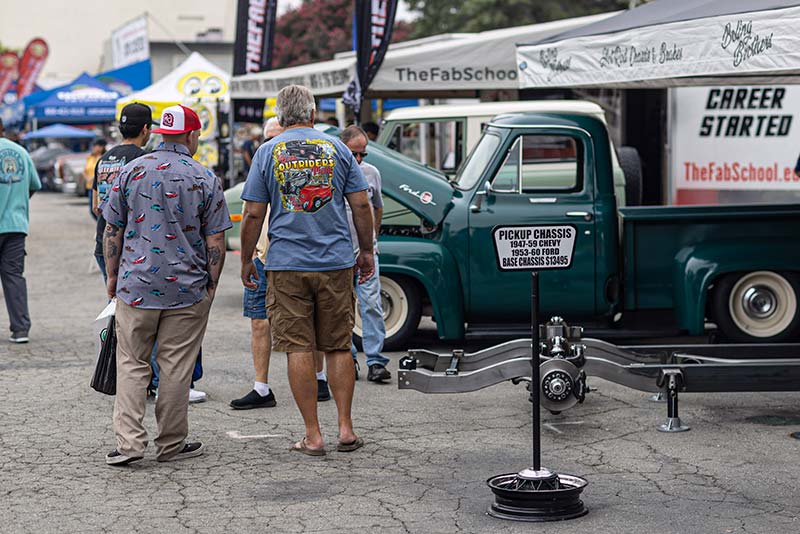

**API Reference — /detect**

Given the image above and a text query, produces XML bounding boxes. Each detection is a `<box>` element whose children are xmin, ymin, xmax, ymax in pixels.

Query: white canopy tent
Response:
<box><xmin>116</xmin><ymin>52</ymin><xmax>230</xmax><ymax>169</ymax></box>
<box><xmin>116</xmin><ymin>52</ymin><xmax>230</xmax><ymax>118</ymax></box>
<box><xmin>516</xmin><ymin>0</ymin><xmax>800</xmax><ymax>89</ymax></box>
<box><xmin>230</xmin><ymin>12</ymin><xmax>616</xmax><ymax>100</ymax></box>
<box><xmin>231</xmin><ymin>57</ymin><xmax>354</xmax><ymax>101</ymax></box>
<box><xmin>514</xmin><ymin>0</ymin><xmax>800</xmax><ymax>208</ymax></box>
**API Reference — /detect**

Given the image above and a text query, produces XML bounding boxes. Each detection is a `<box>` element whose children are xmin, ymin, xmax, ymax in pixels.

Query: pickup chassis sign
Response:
<box><xmin>492</xmin><ymin>225</ymin><xmax>577</xmax><ymax>271</ymax></box>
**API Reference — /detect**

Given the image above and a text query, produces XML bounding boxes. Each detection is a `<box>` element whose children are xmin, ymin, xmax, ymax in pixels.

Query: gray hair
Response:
<box><xmin>263</xmin><ymin>116</ymin><xmax>284</xmax><ymax>140</ymax></box>
<box><xmin>275</xmin><ymin>85</ymin><xmax>316</xmax><ymax>127</ymax></box>
<box><xmin>340</xmin><ymin>125</ymin><xmax>368</xmax><ymax>145</ymax></box>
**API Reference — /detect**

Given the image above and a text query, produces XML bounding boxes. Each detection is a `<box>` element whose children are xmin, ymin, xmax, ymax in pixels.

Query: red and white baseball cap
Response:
<box><xmin>152</xmin><ymin>104</ymin><xmax>202</xmax><ymax>134</ymax></box>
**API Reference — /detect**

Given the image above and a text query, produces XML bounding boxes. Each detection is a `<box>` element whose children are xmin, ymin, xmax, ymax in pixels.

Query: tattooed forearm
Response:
<box><xmin>103</xmin><ymin>223</ymin><xmax>124</xmax><ymax>279</ymax></box>
<box><xmin>104</xmin><ymin>224</ymin><xmax>120</xmax><ymax>258</ymax></box>
<box><xmin>208</xmin><ymin>244</ymin><xmax>223</xmax><ymax>266</ymax></box>
<box><xmin>205</xmin><ymin>233</ymin><xmax>227</xmax><ymax>292</ymax></box>
<box><xmin>105</xmin><ymin>239</ymin><xmax>119</xmax><ymax>258</ymax></box>
<box><xmin>105</xmin><ymin>223</ymin><xmax>119</xmax><ymax>238</ymax></box>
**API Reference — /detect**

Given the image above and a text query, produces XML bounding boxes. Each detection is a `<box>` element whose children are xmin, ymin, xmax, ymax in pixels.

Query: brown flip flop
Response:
<box><xmin>290</xmin><ymin>437</ymin><xmax>326</xmax><ymax>456</ymax></box>
<box><xmin>336</xmin><ymin>436</ymin><xmax>364</xmax><ymax>452</ymax></box>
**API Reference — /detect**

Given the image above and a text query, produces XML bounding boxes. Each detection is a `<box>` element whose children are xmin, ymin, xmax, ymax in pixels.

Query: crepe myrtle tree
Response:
<box><xmin>272</xmin><ymin>0</ymin><xmax>412</xmax><ymax>69</ymax></box>
<box><xmin>406</xmin><ymin>0</ymin><xmax>646</xmax><ymax>38</ymax></box>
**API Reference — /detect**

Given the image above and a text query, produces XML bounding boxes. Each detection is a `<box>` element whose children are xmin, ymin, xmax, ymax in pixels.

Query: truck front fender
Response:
<box><xmin>377</xmin><ymin>237</ymin><xmax>465</xmax><ymax>341</ymax></box>
<box><xmin>673</xmin><ymin>241</ymin><xmax>800</xmax><ymax>334</ymax></box>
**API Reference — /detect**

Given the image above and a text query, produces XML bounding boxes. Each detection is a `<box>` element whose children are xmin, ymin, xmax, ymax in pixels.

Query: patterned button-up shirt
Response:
<box><xmin>101</xmin><ymin>142</ymin><xmax>231</xmax><ymax>309</ymax></box>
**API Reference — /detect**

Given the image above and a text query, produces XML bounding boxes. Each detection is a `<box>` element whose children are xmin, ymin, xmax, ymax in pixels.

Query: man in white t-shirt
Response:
<box><xmin>340</xmin><ymin>126</ymin><xmax>390</xmax><ymax>382</ymax></box>
<box><xmin>230</xmin><ymin>118</ymin><xmax>287</xmax><ymax>409</ymax></box>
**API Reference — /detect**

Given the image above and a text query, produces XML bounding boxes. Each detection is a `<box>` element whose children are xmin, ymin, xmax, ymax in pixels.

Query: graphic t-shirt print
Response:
<box><xmin>272</xmin><ymin>139</ymin><xmax>336</xmax><ymax>213</ymax></box>
<box><xmin>96</xmin><ymin>156</ymin><xmax>131</xmax><ymax>201</ymax></box>
<box><xmin>0</xmin><ymin>148</ymin><xmax>24</xmax><ymax>184</ymax></box>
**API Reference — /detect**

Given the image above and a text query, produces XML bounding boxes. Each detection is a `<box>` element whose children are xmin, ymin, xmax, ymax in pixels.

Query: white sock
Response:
<box><xmin>316</xmin><ymin>371</ymin><xmax>327</xmax><ymax>382</ymax></box>
<box><xmin>254</xmin><ymin>381</ymin><xmax>270</xmax><ymax>396</ymax></box>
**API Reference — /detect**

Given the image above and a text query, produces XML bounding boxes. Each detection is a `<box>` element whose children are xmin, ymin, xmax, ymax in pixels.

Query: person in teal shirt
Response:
<box><xmin>0</xmin><ymin>118</ymin><xmax>42</xmax><ymax>343</ymax></box>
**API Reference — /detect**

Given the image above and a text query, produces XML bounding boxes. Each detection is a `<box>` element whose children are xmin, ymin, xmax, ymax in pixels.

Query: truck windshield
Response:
<box><xmin>454</xmin><ymin>130</ymin><xmax>501</xmax><ymax>190</ymax></box>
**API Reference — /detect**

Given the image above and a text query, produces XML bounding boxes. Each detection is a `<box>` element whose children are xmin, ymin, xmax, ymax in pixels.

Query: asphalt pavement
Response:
<box><xmin>1</xmin><ymin>192</ymin><xmax>799</xmax><ymax>533</ymax></box>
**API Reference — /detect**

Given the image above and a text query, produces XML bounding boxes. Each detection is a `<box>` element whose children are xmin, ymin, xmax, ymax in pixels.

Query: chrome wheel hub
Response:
<box><xmin>742</xmin><ymin>285</ymin><xmax>777</xmax><ymax>319</ymax></box>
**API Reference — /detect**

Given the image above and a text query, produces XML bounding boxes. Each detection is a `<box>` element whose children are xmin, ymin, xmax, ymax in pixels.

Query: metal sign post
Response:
<box><xmin>531</xmin><ymin>271</ymin><xmax>541</xmax><ymax>471</ymax></box>
<box><xmin>487</xmin><ymin>224</ymin><xmax>587</xmax><ymax>522</ymax></box>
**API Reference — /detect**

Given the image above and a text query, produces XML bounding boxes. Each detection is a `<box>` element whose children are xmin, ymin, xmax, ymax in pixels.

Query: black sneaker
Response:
<box><xmin>230</xmin><ymin>389</ymin><xmax>276</xmax><ymax>410</ymax></box>
<box><xmin>317</xmin><ymin>379</ymin><xmax>331</xmax><ymax>401</ymax></box>
<box><xmin>158</xmin><ymin>442</ymin><xmax>204</xmax><ymax>462</ymax></box>
<box><xmin>106</xmin><ymin>449</ymin><xmax>143</xmax><ymax>466</ymax></box>
<box><xmin>367</xmin><ymin>364</ymin><xmax>391</xmax><ymax>382</ymax></box>
<box><xmin>354</xmin><ymin>361</ymin><xmax>360</xmax><ymax>381</ymax></box>
<box><xmin>9</xmin><ymin>331</ymin><xmax>29</xmax><ymax>343</ymax></box>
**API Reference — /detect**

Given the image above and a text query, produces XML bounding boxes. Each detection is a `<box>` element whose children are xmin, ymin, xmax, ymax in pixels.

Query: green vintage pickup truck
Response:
<box><xmin>371</xmin><ymin>103</ymin><xmax>800</xmax><ymax>349</ymax></box>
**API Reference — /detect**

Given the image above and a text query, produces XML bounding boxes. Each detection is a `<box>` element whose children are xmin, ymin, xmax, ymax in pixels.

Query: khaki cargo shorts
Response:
<box><xmin>266</xmin><ymin>268</ymin><xmax>356</xmax><ymax>353</ymax></box>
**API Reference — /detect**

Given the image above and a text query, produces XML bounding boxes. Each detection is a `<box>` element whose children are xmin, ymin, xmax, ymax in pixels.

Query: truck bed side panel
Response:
<box><xmin>621</xmin><ymin>204</ymin><xmax>800</xmax><ymax>326</ymax></box>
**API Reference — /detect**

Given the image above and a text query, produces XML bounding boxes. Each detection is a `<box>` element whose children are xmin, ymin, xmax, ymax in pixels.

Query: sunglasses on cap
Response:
<box><xmin>351</xmin><ymin>151</ymin><xmax>368</xmax><ymax>159</ymax></box>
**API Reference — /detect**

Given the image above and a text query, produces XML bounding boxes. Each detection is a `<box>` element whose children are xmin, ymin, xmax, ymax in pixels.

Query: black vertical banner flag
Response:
<box><xmin>233</xmin><ymin>98</ymin><xmax>267</xmax><ymax>123</ymax></box>
<box><xmin>342</xmin><ymin>0</ymin><xmax>398</xmax><ymax>121</ymax></box>
<box><xmin>233</xmin><ymin>0</ymin><xmax>278</xmax><ymax>76</ymax></box>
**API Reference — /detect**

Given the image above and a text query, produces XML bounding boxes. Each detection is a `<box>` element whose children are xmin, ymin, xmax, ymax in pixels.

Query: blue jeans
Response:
<box><xmin>150</xmin><ymin>345</ymin><xmax>202</xmax><ymax>389</ymax></box>
<box><xmin>242</xmin><ymin>257</ymin><xmax>268</xmax><ymax>319</ymax></box>
<box><xmin>88</xmin><ymin>190</ymin><xmax>97</xmax><ymax>221</ymax></box>
<box><xmin>95</xmin><ymin>254</ymin><xmax>107</xmax><ymax>284</ymax></box>
<box><xmin>351</xmin><ymin>256</ymin><xmax>389</xmax><ymax>367</ymax></box>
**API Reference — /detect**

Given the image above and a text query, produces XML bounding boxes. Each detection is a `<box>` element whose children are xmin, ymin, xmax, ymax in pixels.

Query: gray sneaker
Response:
<box><xmin>9</xmin><ymin>331</ymin><xmax>29</xmax><ymax>343</ymax></box>
<box><xmin>158</xmin><ymin>442</ymin><xmax>204</xmax><ymax>462</ymax></box>
<box><xmin>106</xmin><ymin>449</ymin><xmax>144</xmax><ymax>466</ymax></box>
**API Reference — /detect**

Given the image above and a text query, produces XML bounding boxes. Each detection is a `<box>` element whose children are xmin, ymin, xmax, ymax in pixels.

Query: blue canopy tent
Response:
<box><xmin>0</xmin><ymin>81</ymin><xmax>44</xmax><ymax>129</ymax></box>
<box><xmin>21</xmin><ymin>123</ymin><xmax>96</xmax><ymax>140</ymax></box>
<box><xmin>95</xmin><ymin>59</ymin><xmax>152</xmax><ymax>96</ymax></box>
<box><xmin>0</xmin><ymin>101</ymin><xmax>26</xmax><ymax>129</ymax></box>
<box><xmin>2</xmin><ymin>80</ymin><xmax>44</xmax><ymax>106</ymax></box>
<box><xmin>8</xmin><ymin>64</ymin><xmax>149</xmax><ymax>129</ymax></box>
<box><xmin>29</xmin><ymin>73</ymin><xmax>120</xmax><ymax>125</ymax></box>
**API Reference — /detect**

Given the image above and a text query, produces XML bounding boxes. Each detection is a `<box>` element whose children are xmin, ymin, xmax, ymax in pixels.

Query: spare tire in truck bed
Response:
<box><xmin>618</xmin><ymin>146</ymin><xmax>643</xmax><ymax>206</ymax></box>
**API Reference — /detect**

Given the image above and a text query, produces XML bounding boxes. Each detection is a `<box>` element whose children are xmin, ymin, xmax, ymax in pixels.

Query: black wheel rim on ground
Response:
<box><xmin>487</xmin><ymin>473</ymin><xmax>588</xmax><ymax>522</ymax></box>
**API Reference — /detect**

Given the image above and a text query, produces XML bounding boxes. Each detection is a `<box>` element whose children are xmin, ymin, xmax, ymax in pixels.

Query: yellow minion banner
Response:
<box><xmin>116</xmin><ymin>52</ymin><xmax>230</xmax><ymax>168</ymax></box>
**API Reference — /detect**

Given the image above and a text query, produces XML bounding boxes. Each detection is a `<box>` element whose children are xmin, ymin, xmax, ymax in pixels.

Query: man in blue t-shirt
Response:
<box><xmin>0</xmin><ymin>118</ymin><xmax>42</xmax><ymax>343</ymax></box>
<box><xmin>240</xmin><ymin>85</ymin><xmax>375</xmax><ymax>456</ymax></box>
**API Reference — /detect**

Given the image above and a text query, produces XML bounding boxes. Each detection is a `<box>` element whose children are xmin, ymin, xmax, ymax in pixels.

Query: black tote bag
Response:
<box><xmin>91</xmin><ymin>315</ymin><xmax>117</xmax><ymax>395</ymax></box>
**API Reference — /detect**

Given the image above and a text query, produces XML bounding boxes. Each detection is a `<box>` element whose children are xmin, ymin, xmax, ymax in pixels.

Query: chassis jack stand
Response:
<box><xmin>657</xmin><ymin>370</ymin><xmax>690</xmax><ymax>433</ymax></box>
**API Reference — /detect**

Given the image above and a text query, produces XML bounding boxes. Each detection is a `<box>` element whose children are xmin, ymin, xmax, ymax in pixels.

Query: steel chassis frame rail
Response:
<box><xmin>398</xmin><ymin>339</ymin><xmax>800</xmax><ymax>430</ymax></box>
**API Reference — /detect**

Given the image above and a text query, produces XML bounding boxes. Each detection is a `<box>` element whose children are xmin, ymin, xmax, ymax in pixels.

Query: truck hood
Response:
<box><xmin>365</xmin><ymin>142</ymin><xmax>454</xmax><ymax>226</ymax></box>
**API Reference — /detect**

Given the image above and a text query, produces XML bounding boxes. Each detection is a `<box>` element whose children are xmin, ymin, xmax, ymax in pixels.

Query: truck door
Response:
<box><xmin>467</xmin><ymin>130</ymin><xmax>597</xmax><ymax>321</ymax></box>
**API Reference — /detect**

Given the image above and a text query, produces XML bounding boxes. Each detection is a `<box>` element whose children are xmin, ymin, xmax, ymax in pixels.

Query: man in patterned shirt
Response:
<box><xmin>101</xmin><ymin>104</ymin><xmax>232</xmax><ymax>466</ymax></box>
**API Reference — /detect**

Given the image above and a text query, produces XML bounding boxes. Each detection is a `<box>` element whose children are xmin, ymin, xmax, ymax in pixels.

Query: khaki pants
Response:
<box><xmin>113</xmin><ymin>295</ymin><xmax>211</xmax><ymax>460</ymax></box>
